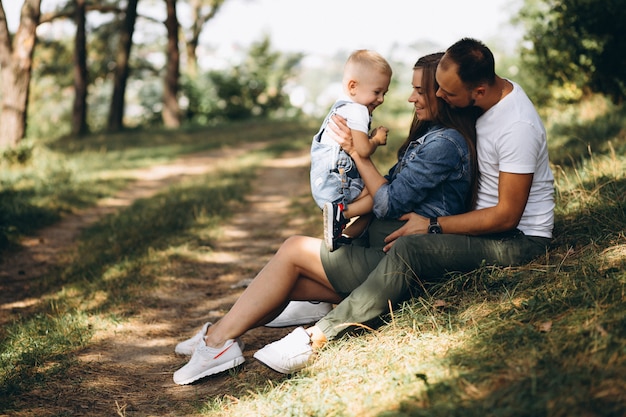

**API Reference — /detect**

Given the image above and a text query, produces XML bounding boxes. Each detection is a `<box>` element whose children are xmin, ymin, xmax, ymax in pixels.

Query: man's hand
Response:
<box><xmin>383</xmin><ymin>212</ymin><xmax>429</xmax><ymax>252</ymax></box>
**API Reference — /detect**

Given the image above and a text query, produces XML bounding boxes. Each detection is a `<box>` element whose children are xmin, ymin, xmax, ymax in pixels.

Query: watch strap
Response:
<box><xmin>428</xmin><ymin>217</ymin><xmax>442</xmax><ymax>234</ymax></box>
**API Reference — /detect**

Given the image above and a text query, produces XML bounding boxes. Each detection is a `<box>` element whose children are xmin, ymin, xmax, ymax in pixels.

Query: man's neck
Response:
<box><xmin>479</xmin><ymin>76</ymin><xmax>511</xmax><ymax>112</ymax></box>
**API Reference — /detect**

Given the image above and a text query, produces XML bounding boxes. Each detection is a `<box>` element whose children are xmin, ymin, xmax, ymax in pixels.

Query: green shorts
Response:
<box><xmin>320</xmin><ymin>219</ymin><xmax>404</xmax><ymax>296</ymax></box>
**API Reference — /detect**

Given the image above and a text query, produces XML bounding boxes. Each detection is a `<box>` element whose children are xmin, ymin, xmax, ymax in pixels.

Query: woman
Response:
<box><xmin>173</xmin><ymin>52</ymin><xmax>479</xmax><ymax>384</ymax></box>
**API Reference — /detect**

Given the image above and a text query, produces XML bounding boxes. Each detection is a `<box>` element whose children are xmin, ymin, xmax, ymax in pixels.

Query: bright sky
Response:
<box><xmin>197</xmin><ymin>0</ymin><xmax>524</xmax><ymax>58</ymax></box>
<box><xmin>5</xmin><ymin>0</ymin><xmax>523</xmax><ymax>58</ymax></box>
<box><xmin>3</xmin><ymin>0</ymin><xmax>524</xmax><ymax>114</ymax></box>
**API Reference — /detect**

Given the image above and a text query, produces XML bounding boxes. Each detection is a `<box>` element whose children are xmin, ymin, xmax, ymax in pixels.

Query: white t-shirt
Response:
<box><xmin>475</xmin><ymin>81</ymin><xmax>555</xmax><ymax>238</ymax></box>
<box><xmin>319</xmin><ymin>96</ymin><xmax>371</xmax><ymax>146</ymax></box>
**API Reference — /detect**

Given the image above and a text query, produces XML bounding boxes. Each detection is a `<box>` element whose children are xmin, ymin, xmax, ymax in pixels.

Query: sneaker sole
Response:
<box><xmin>174</xmin><ymin>356</ymin><xmax>245</xmax><ymax>385</ymax></box>
<box><xmin>252</xmin><ymin>350</ymin><xmax>299</xmax><ymax>375</ymax></box>
<box><xmin>253</xmin><ymin>350</ymin><xmax>306</xmax><ymax>374</ymax></box>
<box><xmin>322</xmin><ymin>203</ymin><xmax>335</xmax><ymax>251</ymax></box>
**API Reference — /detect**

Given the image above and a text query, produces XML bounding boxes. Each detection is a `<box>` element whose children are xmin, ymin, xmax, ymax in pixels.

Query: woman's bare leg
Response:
<box><xmin>204</xmin><ymin>235</ymin><xmax>340</xmax><ymax>347</ymax></box>
<box><xmin>255</xmin><ymin>277</ymin><xmax>343</xmax><ymax>327</ymax></box>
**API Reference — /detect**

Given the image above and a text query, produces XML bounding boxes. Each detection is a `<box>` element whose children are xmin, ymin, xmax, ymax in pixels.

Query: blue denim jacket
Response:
<box><xmin>373</xmin><ymin>124</ymin><xmax>472</xmax><ymax>219</ymax></box>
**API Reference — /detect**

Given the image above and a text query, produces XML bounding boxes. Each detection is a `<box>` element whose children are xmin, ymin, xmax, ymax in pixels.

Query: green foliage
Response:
<box><xmin>27</xmin><ymin>38</ymin><xmax>74</xmax><ymax>139</ymax></box>
<box><xmin>23</xmin><ymin>6</ymin><xmax>173</xmax><ymax>138</ymax></box>
<box><xmin>517</xmin><ymin>0</ymin><xmax>626</xmax><ymax>104</ymax></box>
<box><xmin>182</xmin><ymin>36</ymin><xmax>303</xmax><ymax>123</ymax></box>
<box><xmin>32</xmin><ymin>38</ymin><xmax>74</xmax><ymax>85</ymax></box>
<box><xmin>1</xmin><ymin>142</ymin><xmax>34</xmax><ymax>165</ymax></box>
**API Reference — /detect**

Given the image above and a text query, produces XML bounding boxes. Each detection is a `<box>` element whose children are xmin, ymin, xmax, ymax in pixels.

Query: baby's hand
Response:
<box><xmin>371</xmin><ymin>126</ymin><xmax>388</xmax><ymax>146</ymax></box>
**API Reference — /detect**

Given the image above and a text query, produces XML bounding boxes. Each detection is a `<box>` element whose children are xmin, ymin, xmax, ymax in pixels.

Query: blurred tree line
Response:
<box><xmin>514</xmin><ymin>0</ymin><xmax>626</xmax><ymax>106</ymax></box>
<box><xmin>0</xmin><ymin>0</ymin><xmax>625</xmax><ymax>149</ymax></box>
<box><xmin>0</xmin><ymin>0</ymin><xmax>303</xmax><ymax>148</ymax></box>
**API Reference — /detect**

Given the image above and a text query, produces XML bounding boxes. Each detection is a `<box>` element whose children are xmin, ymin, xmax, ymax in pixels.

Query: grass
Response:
<box><xmin>0</xmin><ymin>119</ymin><xmax>311</xmax><ymax>250</ymax></box>
<box><xmin>1</xmin><ymin>97</ymin><xmax>625</xmax><ymax>416</ymax></box>
<box><xmin>0</xmin><ymin>119</ymin><xmax>314</xmax><ymax>412</ymax></box>
<box><xmin>200</xmin><ymin>98</ymin><xmax>626</xmax><ymax>416</ymax></box>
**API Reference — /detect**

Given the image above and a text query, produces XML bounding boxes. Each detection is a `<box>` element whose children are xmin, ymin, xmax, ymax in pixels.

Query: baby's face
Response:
<box><xmin>349</xmin><ymin>71</ymin><xmax>391</xmax><ymax>114</ymax></box>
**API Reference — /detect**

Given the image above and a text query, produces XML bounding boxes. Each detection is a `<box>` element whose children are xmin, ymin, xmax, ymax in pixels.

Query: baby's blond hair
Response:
<box><xmin>343</xmin><ymin>49</ymin><xmax>392</xmax><ymax>82</ymax></box>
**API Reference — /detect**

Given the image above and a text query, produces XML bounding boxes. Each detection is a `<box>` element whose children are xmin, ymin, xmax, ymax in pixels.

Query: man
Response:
<box><xmin>386</xmin><ymin>37</ymin><xmax>555</xmax><ymax>242</ymax></box>
<box><xmin>252</xmin><ymin>38</ymin><xmax>554</xmax><ymax>374</ymax></box>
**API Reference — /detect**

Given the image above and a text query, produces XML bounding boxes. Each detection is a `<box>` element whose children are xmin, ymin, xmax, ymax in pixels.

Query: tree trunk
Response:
<box><xmin>185</xmin><ymin>37</ymin><xmax>199</xmax><ymax>79</ymax></box>
<box><xmin>184</xmin><ymin>0</ymin><xmax>225</xmax><ymax>78</ymax></box>
<box><xmin>0</xmin><ymin>0</ymin><xmax>41</xmax><ymax>148</ymax></box>
<box><xmin>107</xmin><ymin>0</ymin><xmax>138</xmax><ymax>132</ymax></box>
<box><xmin>163</xmin><ymin>0</ymin><xmax>180</xmax><ymax>128</ymax></box>
<box><xmin>72</xmin><ymin>0</ymin><xmax>88</xmax><ymax>136</ymax></box>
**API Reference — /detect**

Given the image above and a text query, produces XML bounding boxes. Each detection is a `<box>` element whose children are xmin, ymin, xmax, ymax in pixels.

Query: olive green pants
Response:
<box><xmin>318</xmin><ymin>222</ymin><xmax>550</xmax><ymax>340</ymax></box>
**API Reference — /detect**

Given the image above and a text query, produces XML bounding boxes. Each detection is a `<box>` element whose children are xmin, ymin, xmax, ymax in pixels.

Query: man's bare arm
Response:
<box><xmin>383</xmin><ymin>172</ymin><xmax>533</xmax><ymax>251</ymax></box>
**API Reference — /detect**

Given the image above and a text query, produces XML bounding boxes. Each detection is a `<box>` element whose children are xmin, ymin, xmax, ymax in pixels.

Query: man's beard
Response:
<box><xmin>449</xmin><ymin>98</ymin><xmax>475</xmax><ymax>109</ymax></box>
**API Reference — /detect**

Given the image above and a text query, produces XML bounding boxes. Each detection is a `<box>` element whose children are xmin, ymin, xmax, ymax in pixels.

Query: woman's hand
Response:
<box><xmin>383</xmin><ymin>212</ymin><xmax>429</xmax><ymax>252</ymax></box>
<box><xmin>328</xmin><ymin>114</ymin><xmax>355</xmax><ymax>155</ymax></box>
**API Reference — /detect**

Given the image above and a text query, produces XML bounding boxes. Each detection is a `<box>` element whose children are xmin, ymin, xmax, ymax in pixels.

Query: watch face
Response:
<box><xmin>428</xmin><ymin>224</ymin><xmax>442</xmax><ymax>234</ymax></box>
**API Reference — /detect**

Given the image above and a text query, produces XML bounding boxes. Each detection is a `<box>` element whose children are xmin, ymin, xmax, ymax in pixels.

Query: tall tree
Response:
<box><xmin>72</xmin><ymin>0</ymin><xmax>88</xmax><ymax>136</ymax></box>
<box><xmin>518</xmin><ymin>0</ymin><xmax>626</xmax><ymax>103</ymax></box>
<box><xmin>37</xmin><ymin>2</ymin><xmax>120</xmax><ymax>137</ymax></box>
<box><xmin>0</xmin><ymin>0</ymin><xmax>41</xmax><ymax>148</ymax></box>
<box><xmin>107</xmin><ymin>0</ymin><xmax>139</xmax><ymax>131</ymax></box>
<box><xmin>184</xmin><ymin>0</ymin><xmax>224</xmax><ymax>77</ymax></box>
<box><xmin>163</xmin><ymin>0</ymin><xmax>180</xmax><ymax>127</ymax></box>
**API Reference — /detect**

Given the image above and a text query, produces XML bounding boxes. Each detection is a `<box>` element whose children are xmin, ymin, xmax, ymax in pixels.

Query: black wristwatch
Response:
<box><xmin>428</xmin><ymin>217</ymin><xmax>443</xmax><ymax>234</ymax></box>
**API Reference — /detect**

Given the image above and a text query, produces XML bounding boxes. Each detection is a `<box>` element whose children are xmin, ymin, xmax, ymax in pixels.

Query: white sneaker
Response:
<box><xmin>253</xmin><ymin>327</ymin><xmax>313</xmax><ymax>374</ymax></box>
<box><xmin>265</xmin><ymin>301</ymin><xmax>333</xmax><ymax>328</ymax></box>
<box><xmin>173</xmin><ymin>338</ymin><xmax>245</xmax><ymax>385</ymax></box>
<box><xmin>175</xmin><ymin>322</ymin><xmax>244</xmax><ymax>355</ymax></box>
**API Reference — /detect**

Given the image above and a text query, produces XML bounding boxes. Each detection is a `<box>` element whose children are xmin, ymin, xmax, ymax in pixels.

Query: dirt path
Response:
<box><xmin>1</xmin><ymin>143</ymin><xmax>315</xmax><ymax>416</ymax></box>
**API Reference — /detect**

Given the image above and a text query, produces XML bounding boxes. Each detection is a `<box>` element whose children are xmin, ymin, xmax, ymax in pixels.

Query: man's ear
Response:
<box><xmin>473</xmin><ymin>85</ymin><xmax>487</xmax><ymax>99</ymax></box>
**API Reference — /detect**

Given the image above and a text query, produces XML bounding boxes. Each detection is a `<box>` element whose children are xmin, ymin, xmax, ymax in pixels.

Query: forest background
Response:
<box><xmin>0</xmin><ymin>0</ymin><xmax>625</xmax><ymax>416</ymax></box>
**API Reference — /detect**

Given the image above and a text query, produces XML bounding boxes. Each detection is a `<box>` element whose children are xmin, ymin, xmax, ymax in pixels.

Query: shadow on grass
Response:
<box><xmin>0</xmin><ymin>166</ymin><xmax>256</xmax><ymax>410</ymax></box>
<box><xmin>379</xmin><ymin>176</ymin><xmax>626</xmax><ymax>417</ymax></box>
<box><xmin>48</xmin><ymin>119</ymin><xmax>312</xmax><ymax>155</ymax></box>
<box><xmin>549</xmin><ymin>104</ymin><xmax>626</xmax><ymax>167</ymax></box>
<box><xmin>0</xmin><ymin>119</ymin><xmax>314</xmax><ymax>253</ymax></box>
<box><xmin>553</xmin><ymin>177</ymin><xmax>626</xmax><ymax>249</ymax></box>
<box><xmin>386</xmin><ymin>263</ymin><xmax>626</xmax><ymax>417</ymax></box>
<box><xmin>0</xmin><ymin>176</ymin><xmax>130</xmax><ymax>251</ymax></box>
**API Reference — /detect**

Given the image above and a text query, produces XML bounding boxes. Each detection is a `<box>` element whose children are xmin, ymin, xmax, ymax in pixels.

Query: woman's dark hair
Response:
<box><xmin>397</xmin><ymin>52</ymin><xmax>480</xmax><ymax>210</ymax></box>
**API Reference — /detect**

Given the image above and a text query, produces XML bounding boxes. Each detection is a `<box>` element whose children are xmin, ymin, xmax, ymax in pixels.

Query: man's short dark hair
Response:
<box><xmin>445</xmin><ymin>38</ymin><xmax>496</xmax><ymax>88</ymax></box>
